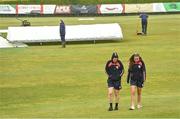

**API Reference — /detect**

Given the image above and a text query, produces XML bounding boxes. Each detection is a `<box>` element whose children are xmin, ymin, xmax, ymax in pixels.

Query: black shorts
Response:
<box><xmin>130</xmin><ymin>79</ymin><xmax>144</xmax><ymax>88</ymax></box>
<box><xmin>107</xmin><ymin>79</ymin><xmax>122</xmax><ymax>90</ymax></box>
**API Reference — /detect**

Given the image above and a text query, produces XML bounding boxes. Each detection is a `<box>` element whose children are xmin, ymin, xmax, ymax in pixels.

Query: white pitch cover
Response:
<box><xmin>7</xmin><ymin>23</ymin><xmax>123</xmax><ymax>43</ymax></box>
<box><xmin>0</xmin><ymin>36</ymin><xmax>13</xmax><ymax>48</ymax></box>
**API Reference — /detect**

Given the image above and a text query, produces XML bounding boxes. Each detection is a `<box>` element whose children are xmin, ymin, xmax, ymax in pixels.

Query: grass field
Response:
<box><xmin>0</xmin><ymin>14</ymin><xmax>180</xmax><ymax>118</ymax></box>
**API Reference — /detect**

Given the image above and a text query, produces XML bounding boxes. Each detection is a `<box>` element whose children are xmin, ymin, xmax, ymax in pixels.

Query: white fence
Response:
<box><xmin>7</xmin><ymin>23</ymin><xmax>123</xmax><ymax>43</ymax></box>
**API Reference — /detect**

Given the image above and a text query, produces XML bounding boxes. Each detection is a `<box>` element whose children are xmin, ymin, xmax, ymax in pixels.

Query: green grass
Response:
<box><xmin>0</xmin><ymin>0</ymin><xmax>180</xmax><ymax>4</ymax></box>
<box><xmin>0</xmin><ymin>15</ymin><xmax>180</xmax><ymax>118</ymax></box>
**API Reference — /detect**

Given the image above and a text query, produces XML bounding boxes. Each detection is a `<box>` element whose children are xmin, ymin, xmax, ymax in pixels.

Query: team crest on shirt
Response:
<box><xmin>116</xmin><ymin>66</ymin><xmax>119</xmax><ymax>69</ymax></box>
<box><xmin>138</xmin><ymin>65</ymin><xmax>141</xmax><ymax>68</ymax></box>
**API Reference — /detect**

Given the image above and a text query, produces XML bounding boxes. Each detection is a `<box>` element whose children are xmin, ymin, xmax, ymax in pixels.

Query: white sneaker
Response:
<box><xmin>129</xmin><ymin>106</ymin><xmax>135</xmax><ymax>110</ymax></box>
<box><xmin>137</xmin><ymin>105</ymin><xmax>143</xmax><ymax>109</ymax></box>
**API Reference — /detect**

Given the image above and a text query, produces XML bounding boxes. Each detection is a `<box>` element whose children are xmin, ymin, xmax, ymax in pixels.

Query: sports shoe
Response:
<box><xmin>108</xmin><ymin>106</ymin><xmax>113</xmax><ymax>111</ymax></box>
<box><xmin>129</xmin><ymin>106</ymin><xmax>135</xmax><ymax>110</ymax></box>
<box><xmin>114</xmin><ymin>106</ymin><xmax>118</xmax><ymax>110</ymax></box>
<box><xmin>137</xmin><ymin>105</ymin><xmax>143</xmax><ymax>109</ymax></box>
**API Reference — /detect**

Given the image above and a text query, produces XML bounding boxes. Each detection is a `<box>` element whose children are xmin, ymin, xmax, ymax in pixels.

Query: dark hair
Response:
<box><xmin>129</xmin><ymin>53</ymin><xmax>143</xmax><ymax>69</ymax></box>
<box><xmin>111</xmin><ymin>52</ymin><xmax>118</xmax><ymax>60</ymax></box>
<box><xmin>60</xmin><ymin>20</ymin><xmax>64</xmax><ymax>24</ymax></box>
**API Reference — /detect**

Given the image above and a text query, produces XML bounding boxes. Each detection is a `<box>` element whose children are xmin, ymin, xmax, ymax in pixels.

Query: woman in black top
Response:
<box><xmin>105</xmin><ymin>52</ymin><xmax>124</xmax><ymax>111</ymax></box>
<box><xmin>127</xmin><ymin>53</ymin><xmax>146</xmax><ymax>110</ymax></box>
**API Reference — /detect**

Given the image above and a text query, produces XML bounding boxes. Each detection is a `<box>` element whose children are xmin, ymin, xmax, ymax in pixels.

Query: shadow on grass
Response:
<box><xmin>26</xmin><ymin>39</ymin><xmax>127</xmax><ymax>46</ymax></box>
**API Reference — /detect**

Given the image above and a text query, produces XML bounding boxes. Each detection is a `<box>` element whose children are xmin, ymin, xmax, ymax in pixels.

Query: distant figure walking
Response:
<box><xmin>139</xmin><ymin>13</ymin><xmax>148</xmax><ymax>35</ymax></box>
<box><xmin>59</xmin><ymin>20</ymin><xmax>66</xmax><ymax>48</ymax></box>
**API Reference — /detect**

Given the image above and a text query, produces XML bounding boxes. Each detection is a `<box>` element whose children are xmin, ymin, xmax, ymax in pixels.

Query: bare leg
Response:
<box><xmin>130</xmin><ymin>86</ymin><xmax>136</xmax><ymax>109</ymax></box>
<box><xmin>108</xmin><ymin>87</ymin><xmax>114</xmax><ymax>103</ymax></box>
<box><xmin>108</xmin><ymin>87</ymin><xmax>114</xmax><ymax>111</ymax></box>
<box><xmin>137</xmin><ymin>87</ymin><xmax>142</xmax><ymax>108</ymax></box>
<box><xmin>114</xmin><ymin>89</ymin><xmax>120</xmax><ymax>110</ymax></box>
<box><xmin>114</xmin><ymin>89</ymin><xmax>119</xmax><ymax>103</ymax></box>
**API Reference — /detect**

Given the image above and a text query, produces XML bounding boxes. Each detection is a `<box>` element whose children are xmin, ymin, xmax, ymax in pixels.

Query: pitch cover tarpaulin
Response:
<box><xmin>7</xmin><ymin>23</ymin><xmax>123</xmax><ymax>43</ymax></box>
<box><xmin>0</xmin><ymin>36</ymin><xmax>13</xmax><ymax>48</ymax></box>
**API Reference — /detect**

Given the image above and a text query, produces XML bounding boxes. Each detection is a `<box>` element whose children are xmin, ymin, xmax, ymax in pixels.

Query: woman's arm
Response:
<box><xmin>127</xmin><ymin>69</ymin><xmax>131</xmax><ymax>83</ymax></box>
<box><xmin>142</xmin><ymin>61</ymin><xmax>146</xmax><ymax>81</ymax></box>
<box><xmin>105</xmin><ymin>61</ymin><xmax>111</xmax><ymax>77</ymax></box>
<box><xmin>119</xmin><ymin>61</ymin><xmax>124</xmax><ymax>77</ymax></box>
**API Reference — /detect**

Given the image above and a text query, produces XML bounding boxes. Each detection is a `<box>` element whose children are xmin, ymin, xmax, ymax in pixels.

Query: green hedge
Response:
<box><xmin>0</xmin><ymin>0</ymin><xmax>179</xmax><ymax>4</ymax></box>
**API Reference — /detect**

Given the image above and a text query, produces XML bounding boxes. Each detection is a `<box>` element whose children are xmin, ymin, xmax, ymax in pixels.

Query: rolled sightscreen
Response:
<box><xmin>7</xmin><ymin>23</ymin><xmax>123</xmax><ymax>43</ymax></box>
